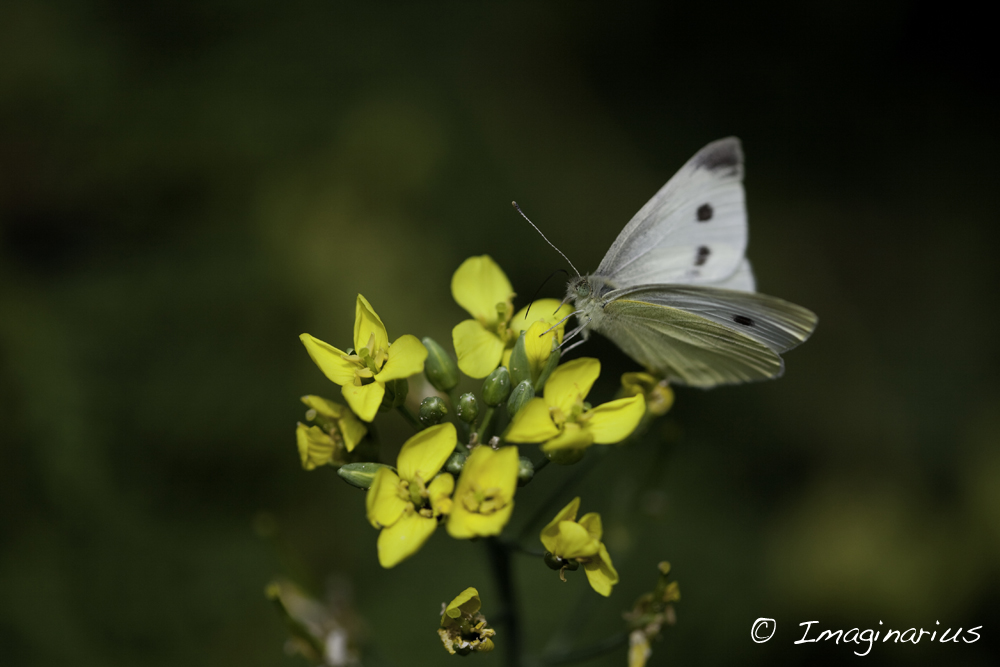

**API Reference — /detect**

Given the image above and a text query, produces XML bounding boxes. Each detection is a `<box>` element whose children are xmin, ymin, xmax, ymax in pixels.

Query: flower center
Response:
<box><xmin>460</xmin><ymin>485</ymin><xmax>507</xmax><ymax>515</ymax></box>
<box><xmin>342</xmin><ymin>333</ymin><xmax>389</xmax><ymax>386</ymax></box>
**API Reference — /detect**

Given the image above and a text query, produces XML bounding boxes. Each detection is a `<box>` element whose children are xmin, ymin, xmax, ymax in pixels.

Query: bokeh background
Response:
<box><xmin>2</xmin><ymin>2</ymin><xmax>998</xmax><ymax>665</ymax></box>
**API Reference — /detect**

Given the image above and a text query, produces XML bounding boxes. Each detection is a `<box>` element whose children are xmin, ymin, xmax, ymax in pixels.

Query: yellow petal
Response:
<box><xmin>543</xmin><ymin>358</ymin><xmax>600</xmax><ymax>415</ymax></box>
<box><xmin>300</xmin><ymin>334</ymin><xmax>355</xmax><ymax>386</ymax></box>
<box><xmin>510</xmin><ymin>299</ymin><xmax>574</xmax><ymax>342</ymax></box>
<box><xmin>300</xmin><ymin>394</ymin><xmax>346</xmax><ymax>418</ymax></box>
<box><xmin>354</xmin><ymin>294</ymin><xmax>390</xmax><ymax>354</ymax></box>
<box><xmin>397</xmin><ymin>423</ymin><xmax>457</xmax><ymax>483</ymax></box>
<box><xmin>464</xmin><ymin>445</ymin><xmax>519</xmax><ymax>498</ymax></box>
<box><xmin>295</xmin><ymin>423</ymin><xmax>336</xmax><ymax>470</ymax></box>
<box><xmin>577</xmin><ymin>512</ymin><xmax>603</xmax><ymax>542</ymax></box>
<box><xmin>551</xmin><ymin>520</ymin><xmax>600</xmax><ymax>560</ymax></box>
<box><xmin>366</xmin><ymin>467</ymin><xmax>406</xmax><ymax>528</ymax></box>
<box><xmin>504</xmin><ymin>398</ymin><xmax>560</xmax><ymax>443</ymax></box>
<box><xmin>446</xmin><ymin>446</ymin><xmax>520</xmax><ymax>539</ymax></box>
<box><xmin>540</xmin><ymin>497</ymin><xmax>580</xmax><ymax>553</ymax></box>
<box><xmin>429</xmin><ymin>472</ymin><xmax>455</xmax><ymax>516</ymax></box>
<box><xmin>522</xmin><ymin>320</ymin><xmax>556</xmax><ymax>378</ymax></box>
<box><xmin>377</xmin><ymin>335</ymin><xmax>427</xmax><ymax>382</ymax></box>
<box><xmin>341</xmin><ymin>381</ymin><xmax>385</xmax><ymax>422</ymax></box>
<box><xmin>444</xmin><ymin>587</ymin><xmax>481</xmax><ymax>621</ymax></box>
<box><xmin>453</xmin><ymin>319</ymin><xmax>505</xmax><ymax>379</ymax></box>
<box><xmin>583</xmin><ymin>543</ymin><xmax>619</xmax><ymax>596</ymax></box>
<box><xmin>377</xmin><ymin>509</ymin><xmax>437</xmax><ymax>568</ymax></box>
<box><xmin>585</xmin><ymin>394</ymin><xmax>645</xmax><ymax>444</ymax></box>
<box><xmin>540</xmin><ymin>421</ymin><xmax>594</xmax><ymax>452</ymax></box>
<box><xmin>337</xmin><ymin>411</ymin><xmax>367</xmax><ymax>452</ymax></box>
<box><xmin>451</xmin><ymin>255</ymin><xmax>514</xmax><ymax>324</ymax></box>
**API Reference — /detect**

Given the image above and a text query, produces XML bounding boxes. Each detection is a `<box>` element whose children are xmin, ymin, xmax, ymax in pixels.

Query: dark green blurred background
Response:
<box><xmin>2</xmin><ymin>2</ymin><xmax>998</xmax><ymax>665</ymax></box>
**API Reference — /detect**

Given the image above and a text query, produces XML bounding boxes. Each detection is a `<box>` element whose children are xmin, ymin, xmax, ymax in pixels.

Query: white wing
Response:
<box><xmin>595</xmin><ymin>137</ymin><xmax>747</xmax><ymax>289</ymax></box>
<box><xmin>603</xmin><ymin>284</ymin><xmax>817</xmax><ymax>353</ymax></box>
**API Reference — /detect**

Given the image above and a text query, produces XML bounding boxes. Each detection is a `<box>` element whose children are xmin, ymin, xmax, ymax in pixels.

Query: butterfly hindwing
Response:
<box><xmin>596</xmin><ymin>298</ymin><xmax>784</xmax><ymax>387</ymax></box>
<box><xmin>595</xmin><ymin>137</ymin><xmax>748</xmax><ymax>289</ymax></box>
<box><xmin>603</xmin><ymin>284</ymin><xmax>818</xmax><ymax>354</ymax></box>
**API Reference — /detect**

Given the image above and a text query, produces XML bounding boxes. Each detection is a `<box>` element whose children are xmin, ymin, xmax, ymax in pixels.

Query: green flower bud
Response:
<box><xmin>533</xmin><ymin>346</ymin><xmax>561</xmax><ymax>392</ymax></box>
<box><xmin>516</xmin><ymin>455</ymin><xmax>535</xmax><ymax>486</ymax></box>
<box><xmin>337</xmin><ymin>462</ymin><xmax>395</xmax><ymax>489</ymax></box>
<box><xmin>482</xmin><ymin>367</ymin><xmax>511</xmax><ymax>407</ymax></box>
<box><xmin>507</xmin><ymin>332</ymin><xmax>531</xmax><ymax>387</ymax></box>
<box><xmin>546</xmin><ymin>447</ymin><xmax>586</xmax><ymax>466</ymax></box>
<box><xmin>418</xmin><ymin>396</ymin><xmax>449</xmax><ymax>427</ymax></box>
<box><xmin>456</xmin><ymin>393</ymin><xmax>480</xmax><ymax>423</ymax></box>
<box><xmin>421</xmin><ymin>337</ymin><xmax>460</xmax><ymax>392</ymax></box>
<box><xmin>445</xmin><ymin>450</ymin><xmax>468</xmax><ymax>475</ymax></box>
<box><xmin>380</xmin><ymin>378</ymin><xmax>409</xmax><ymax>410</ymax></box>
<box><xmin>507</xmin><ymin>379</ymin><xmax>535</xmax><ymax>417</ymax></box>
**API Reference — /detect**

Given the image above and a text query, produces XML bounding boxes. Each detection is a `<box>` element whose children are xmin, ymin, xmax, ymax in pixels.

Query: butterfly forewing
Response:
<box><xmin>597</xmin><ymin>299</ymin><xmax>784</xmax><ymax>387</ymax></box>
<box><xmin>595</xmin><ymin>137</ymin><xmax>748</xmax><ymax>289</ymax></box>
<box><xmin>603</xmin><ymin>285</ymin><xmax>817</xmax><ymax>354</ymax></box>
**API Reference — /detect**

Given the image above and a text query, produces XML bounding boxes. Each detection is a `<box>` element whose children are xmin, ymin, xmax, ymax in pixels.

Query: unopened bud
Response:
<box><xmin>456</xmin><ymin>393</ymin><xmax>480</xmax><ymax>423</ymax></box>
<box><xmin>422</xmin><ymin>337</ymin><xmax>460</xmax><ymax>392</ymax></box>
<box><xmin>507</xmin><ymin>379</ymin><xmax>534</xmax><ymax>416</ymax></box>
<box><xmin>337</xmin><ymin>462</ymin><xmax>395</xmax><ymax>489</ymax></box>
<box><xmin>381</xmin><ymin>378</ymin><xmax>409</xmax><ymax>409</ymax></box>
<box><xmin>445</xmin><ymin>450</ymin><xmax>468</xmax><ymax>475</ymax></box>
<box><xmin>482</xmin><ymin>367</ymin><xmax>511</xmax><ymax>407</ymax></box>
<box><xmin>533</xmin><ymin>346</ymin><xmax>561</xmax><ymax>392</ymax></box>
<box><xmin>507</xmin><ymin>332</ymin><xmax>531</xmax><ymax>386</ymax></box>
<box><xmin>418</xmin><ymin>396</ymin><xmax>448</xmax><ymax>427</ymax></box>
<box><xmin>516</xmin><ymin>455</ymin><xmax>535</xmax><ymax>486</ymax></box>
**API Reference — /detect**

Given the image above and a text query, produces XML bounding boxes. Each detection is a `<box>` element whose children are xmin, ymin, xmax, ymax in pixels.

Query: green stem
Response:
<box><xmin>475</xmin><ymin>406</ymin><xmax>496</xmax><ymax>443</ymax></box>
<box><xmin>541</xmin><ymin>631</ymin><xmax>629</xmax><ymax>665</ymax></box>
<box><xmin>396</xmin><ymin>405</ymin><xmax>422</xmax><ymax>431</ymax></box>
<box><xmin>485</xmin><ymin>537</ymin><xmax>522</xmax><ymax>667</ymax></box>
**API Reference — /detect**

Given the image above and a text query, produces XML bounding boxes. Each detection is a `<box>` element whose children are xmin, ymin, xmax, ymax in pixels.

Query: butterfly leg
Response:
<box><xmin>540</xmin><ymin>310</ymin><xmax>583</xmax><ymax>337</ymax></box>
<box><xmin>557</xmin><ymin>316</ymin><xmax>592</xmax><ymax>349</ymax></box>
<box><xmin>559</xmin><ymin>337</ymin><xmax>589</xmax><ymax>355</ymax></box>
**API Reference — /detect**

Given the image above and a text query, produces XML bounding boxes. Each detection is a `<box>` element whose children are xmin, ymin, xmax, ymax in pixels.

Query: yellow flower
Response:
<box><xmin>540</xmin><ymin>497</ymin><xmax>619</xmax><ymax>596</ymax></box>
<box><xmin>300</xmin><ymin>294</ymin><xmax>427</xmax><ymax>422</ymax></box>
<box><xmin>365</xmin><ymin>423</ymin><xmax>457</xmax><ymax>568</ymax></box>
<box><xmin>438</xmin><ymin>587</ymin><xmax>496</xmax><ymax>655</ymax></box>
<box><xmin>621</xmin><ymin>372</ymin><xmax>674</xmax><ymax>417</ymax></box>
<box><xmin>451</xmin><ymin>255</ymin><xmax>573</xmax><ymax>378</ymax></box>
<box><xmin>505</xmin><ymin>358</ymin><xmax>645</xmax><ymax>452</ymax></box>
<box><xmin>295</xmin><ymin>395</ymin><xmax>368</xmax><ymax>470</ymax></box>
<box><xmin>447</xmin><ymin>445</ymin><xmax>520</xmax><ymax>539</ymax></box>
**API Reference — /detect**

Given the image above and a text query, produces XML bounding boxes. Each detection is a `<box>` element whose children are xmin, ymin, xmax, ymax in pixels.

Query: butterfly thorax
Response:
<box><xmin>567</xmin><ymin>274</ymin><xmax>618</xmax><ymax>331</ymax></box>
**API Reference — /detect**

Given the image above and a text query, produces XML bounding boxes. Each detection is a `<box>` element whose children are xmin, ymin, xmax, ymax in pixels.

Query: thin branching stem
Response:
<box><xmin>485</xmin><ymin>537</ymin><xmax>522</xmax><ymax>667</ymax></box>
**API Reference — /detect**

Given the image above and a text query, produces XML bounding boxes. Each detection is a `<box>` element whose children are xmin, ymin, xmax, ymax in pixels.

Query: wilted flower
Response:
<box><xmin>438</xmin><ymin>587</ymin><xmax>496</xmax><ymax>655</ymax></box>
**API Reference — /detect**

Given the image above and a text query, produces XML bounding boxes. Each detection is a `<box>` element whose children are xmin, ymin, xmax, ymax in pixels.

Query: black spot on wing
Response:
<box><xmin>695</xmin><ymin>245</ymin><xmax>711</xmax><ymax>266</ymax></box>
<box><xmin>696</xmin><ymin>204</ymin><xmax>713</xmax><ymax>222</ymax></box>
<box><xmin>733</xmin><ymin>315</ymin><xmax>754</xmax><ymax>326</ymax></box>
<box><xmin>691</xmin><ymin>138</ymin><xmax>743</xmax><ymax>176</ymax></box>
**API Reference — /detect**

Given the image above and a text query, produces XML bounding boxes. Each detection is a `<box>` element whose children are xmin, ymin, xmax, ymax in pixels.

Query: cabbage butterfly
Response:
<box><xmin>518</xmin><ymin>137</ymin><xmax>817</xmax><ymax>388</ymax></box>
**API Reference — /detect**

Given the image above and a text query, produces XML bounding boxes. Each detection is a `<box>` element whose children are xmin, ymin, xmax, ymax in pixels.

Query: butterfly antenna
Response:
<box><xmin>512</xmin><ymin>201</ymin><xmax>581</xmax><ymax>277</ymax></box>
<box><xmin>522</xmin><ymin>268</ymin><xmax>570</xmax><ymax>319</ymax></box>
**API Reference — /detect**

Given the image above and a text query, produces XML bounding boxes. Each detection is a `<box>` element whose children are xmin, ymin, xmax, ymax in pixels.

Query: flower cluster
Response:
<box><xmin>283</xmin><ymin>255</ymin><xmax>677</xmax><ymax>662</ymax></box>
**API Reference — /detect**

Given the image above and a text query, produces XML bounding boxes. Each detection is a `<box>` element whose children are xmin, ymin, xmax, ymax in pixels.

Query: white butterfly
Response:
<box><xmin>525</xmin><ymin>137</ymin><xmax>817</xmax><ymax>388</ymax></box>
